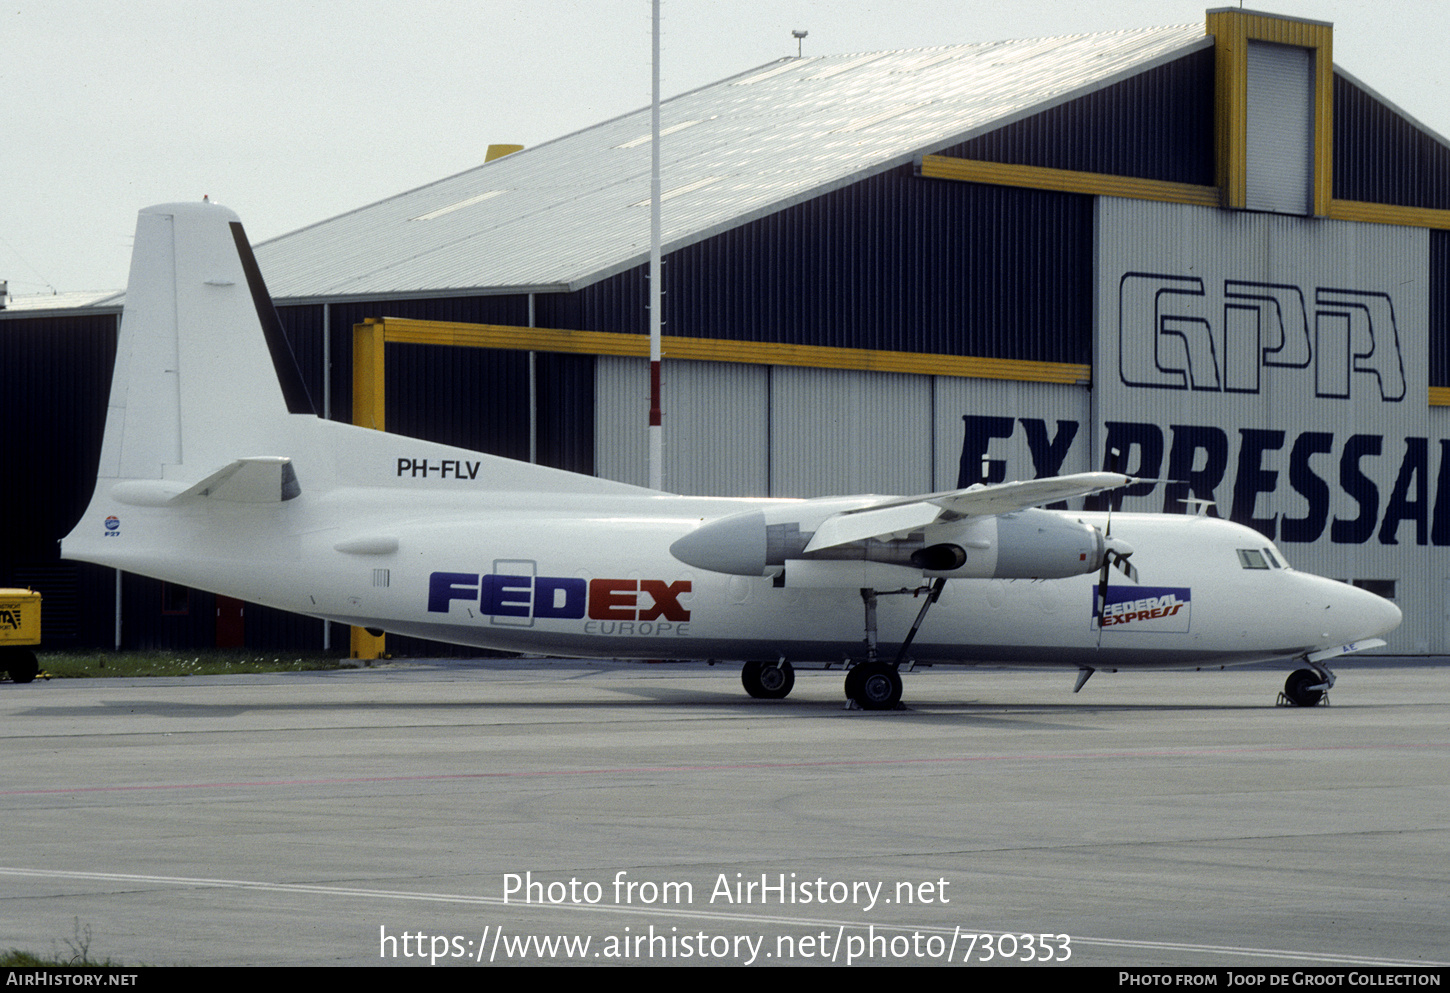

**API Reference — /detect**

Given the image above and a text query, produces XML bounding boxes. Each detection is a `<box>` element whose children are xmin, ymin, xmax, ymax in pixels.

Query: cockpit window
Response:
<box><xmin>1237</xmin><ymin>549</ymin><xmax>1269</xmax><ymax>570</ymax></box>
<box><xmin>1261</xmin><ymin>548</ymin><xmax>1281</xmax><ymax>568</ymax></box>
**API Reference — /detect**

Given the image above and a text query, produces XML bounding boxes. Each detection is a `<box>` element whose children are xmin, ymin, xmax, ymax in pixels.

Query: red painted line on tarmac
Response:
<box><xmin>3</xmin><ymin>741</ymin><xmax>1446</xmax><ymax>796</ymax></box>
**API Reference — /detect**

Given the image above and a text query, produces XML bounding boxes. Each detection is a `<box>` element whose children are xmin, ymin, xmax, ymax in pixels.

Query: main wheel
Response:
<box><xmin>741</xmin><ymin>659</ymin><xmax>795</xmax><ymax>699</ymax></box>
<box><xmin>1284</xmin><ymin>668</ymin><xmax>1325</xmax><ymax>707</ymax></box>
<box><xmin>848</xmin><ymin>661</ymin><xmax>902</xmax><ymax>711</ymax></box>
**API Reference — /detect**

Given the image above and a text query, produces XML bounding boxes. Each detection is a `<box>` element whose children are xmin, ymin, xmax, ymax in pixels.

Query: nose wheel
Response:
<box><xmin>1279</xmin><ymin>666</ymin><xmax>1332</xmax><ymax>707</ymax></box>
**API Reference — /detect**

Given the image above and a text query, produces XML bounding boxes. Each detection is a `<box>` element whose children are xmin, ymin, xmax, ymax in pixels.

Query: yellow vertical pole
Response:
<box><xmin>350</xmin><ymin>319</ymin><xmax>387</xmax><ymax>660</ymax></box>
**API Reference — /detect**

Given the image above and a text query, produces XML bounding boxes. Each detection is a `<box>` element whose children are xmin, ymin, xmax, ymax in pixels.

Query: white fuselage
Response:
<box><xmin>59</xmin><ymin>202</ymin><xmax>1402</xmax><ymax>687</ymax></box>
<box><xmin>79</xmin><ymin>479</ymin><xmax>1398</xmax><ymax>671</ymax></box>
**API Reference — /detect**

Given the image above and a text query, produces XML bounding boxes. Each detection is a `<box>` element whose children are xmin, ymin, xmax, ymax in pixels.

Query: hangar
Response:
<box><xmin>4</xmin><ymin>7</ymin><xmax>1448</xmax><ymax>654</ymax></box>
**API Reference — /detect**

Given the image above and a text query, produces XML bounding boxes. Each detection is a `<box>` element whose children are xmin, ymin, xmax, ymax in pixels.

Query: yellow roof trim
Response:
<box><xmin>918</xmin><ymin>155</ymin><xmax>1221</xmax><ymax>208</ymax></box>
<box><xmin>361</xmin><ymin>317</ymin><xmax>1090</xmax><ymax>385</ymax></box>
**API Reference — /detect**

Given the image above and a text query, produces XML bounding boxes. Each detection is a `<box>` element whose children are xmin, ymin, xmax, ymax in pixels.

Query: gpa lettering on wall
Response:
<box><xmin>963</xmin><ymin>202</ymin><xmax>1437</xmax><ymax>546</ymax></box>
<box><xmin>958</xmin><ymin>201</ymin><xmax>1437</xmax><ymax>648</ymax></box>
<box><xmin>1095</xmin><ymin>201</ymin><xmax>1431</xmax><ymax>547</ymax></box>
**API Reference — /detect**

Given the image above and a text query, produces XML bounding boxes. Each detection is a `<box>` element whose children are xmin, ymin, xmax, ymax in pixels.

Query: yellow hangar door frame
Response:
<box><xmin>346</xmin><ymin>317</ymin><xmax>1093</xmax><ymax>658</ymax></box>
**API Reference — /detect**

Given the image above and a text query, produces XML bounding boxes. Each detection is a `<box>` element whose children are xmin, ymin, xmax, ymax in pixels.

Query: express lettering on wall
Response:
<box><xmin>961</xmin><ymin>415</ymin><xmax>1450</xmax><ymax>547</ymax></box>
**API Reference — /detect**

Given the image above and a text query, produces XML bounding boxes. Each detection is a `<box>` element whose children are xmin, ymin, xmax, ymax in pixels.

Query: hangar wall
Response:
<box><xmin>591</xmin><ymin>190</ymin><xmax>1444</xmax><ymax>654</ymax></box>
<box><xmin>9</xmin><ymin>9</ymin><xmax>1450</xmax><ymax>656</ymax></box>
<box><xmin>594</xmin><ymin>358</ymin><xmax>1090</xmax><ymax>501</ymax></box>
<box><xmin>1095</xmin><ymin>198</ymin><xmax>1436</xmax><ymax>652</ymax></box>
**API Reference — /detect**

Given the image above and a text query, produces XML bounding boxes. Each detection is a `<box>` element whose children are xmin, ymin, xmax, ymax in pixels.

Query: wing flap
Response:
<box><xmin>803</xmin><ymin>472</ymin><xmax>1128</xmax><ymax>552</ymax></box>
<box><xmin>803</xmin><ymin>501</ymin><xmax>939</xmax><ymax>553</ymax></box>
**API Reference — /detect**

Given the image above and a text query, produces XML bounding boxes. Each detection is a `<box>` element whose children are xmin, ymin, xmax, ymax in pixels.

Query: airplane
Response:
<box><xmin>60</xmin><ymin>202</ymin><xmax>1403</xmax><ymax>709</ymax></box>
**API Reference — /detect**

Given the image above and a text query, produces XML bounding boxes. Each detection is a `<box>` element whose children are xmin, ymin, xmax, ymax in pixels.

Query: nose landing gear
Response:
<box><xmin>1279</xmin><ymin>664</ymin><xmax>1334</xmax><ymax>707</ymax></box>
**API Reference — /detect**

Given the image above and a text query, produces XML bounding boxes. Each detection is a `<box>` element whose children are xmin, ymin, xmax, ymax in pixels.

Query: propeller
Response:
<box><xmin>1094</xmin><ymin>448</ymin><xmax>1139</xmax><ymax>628</ymax></box>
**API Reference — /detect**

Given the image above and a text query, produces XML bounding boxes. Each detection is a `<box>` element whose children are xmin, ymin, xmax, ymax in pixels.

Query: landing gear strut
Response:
<box><xmin>741</xmin><ymin>659</ymin><xmax>795</xmax><ymax>699</ymax></box>
<box><xmin>844</xmin><ymin>580</ymin><xmax>946</xmax><ymax>710</ymax></box>
<box><xmin>1280</xmin><ymin>664</ymin><xmax>1334</xmax><ymax>707</ymax></box>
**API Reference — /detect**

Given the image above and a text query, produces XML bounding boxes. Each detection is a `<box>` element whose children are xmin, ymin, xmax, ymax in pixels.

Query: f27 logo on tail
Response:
<box><xmin>1119</xmin><ymin>274</ymin><xmax>1406</xmax><ymax>402</ymax></box>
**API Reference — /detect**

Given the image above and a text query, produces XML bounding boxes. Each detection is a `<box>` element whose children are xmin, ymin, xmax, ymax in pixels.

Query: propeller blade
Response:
<box><xmin>1113</xmin><ymin>554</ymin><xmax>1139</xmax><ymax>584</ymax></box>
<box><xmin>1096</xmin><ymin>565</ymin><xmax>1109</xmax><ymax>628</ymax></box>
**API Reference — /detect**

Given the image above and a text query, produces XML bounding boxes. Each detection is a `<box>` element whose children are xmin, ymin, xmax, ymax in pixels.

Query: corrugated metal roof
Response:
<box><xmin>0</xmin><ymin>290</ymin><xmax>124</xmax><ymax>315</ymax></box>
<box><xmin>246</xmin><ymin>24</ymin><xmax>1206</xmax><ymax>302</ymax></box>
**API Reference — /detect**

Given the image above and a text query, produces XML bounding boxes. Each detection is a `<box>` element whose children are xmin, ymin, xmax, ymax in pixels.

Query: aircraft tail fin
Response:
<box><xmin>64</xmin><ymin>201</ymin><xmax>654</xmax><ymax>572</ymax></box>
<box><xmin>99</xmin><ymin>201</ymin><xmax>314</xmax><ymax>484</ymax></box>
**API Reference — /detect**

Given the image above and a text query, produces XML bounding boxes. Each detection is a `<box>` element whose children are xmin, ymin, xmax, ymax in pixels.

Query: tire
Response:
<box><xmin>849</xmin><ymin>661</ymin><xmax>902</xmax><ymax>711</ymax></box>
<box><xmin>1284</xmin><ymin>668</ymin><xmax>1325</xmax><ymax>707</ymax></box>
<box><xmin>6</xmin><ymin>649</ymin><xmax>39</xmax><ymax>684</ymax></box>
<box><xmin>741</xmin><ymin>659</ymin><xmax>794</xmax><ymax>699</ymax></box>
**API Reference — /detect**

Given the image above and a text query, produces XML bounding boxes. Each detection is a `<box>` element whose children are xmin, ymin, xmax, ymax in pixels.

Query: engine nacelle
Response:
<box><xmin>669</xmin><ymin>504</ymin><xmax>1105</xmax><ymax>582</ymax></box>
<box><xmin>985</xmin><ymin>508</ymin><xmax>1104</xmax><ymax>579</ymax></box>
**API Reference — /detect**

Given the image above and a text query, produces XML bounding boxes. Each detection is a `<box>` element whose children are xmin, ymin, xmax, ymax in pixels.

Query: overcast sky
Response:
<box><xmin>5</xmin><ymin>0</ymin><xmax>1447</xmax><ymax>295</ymax></box>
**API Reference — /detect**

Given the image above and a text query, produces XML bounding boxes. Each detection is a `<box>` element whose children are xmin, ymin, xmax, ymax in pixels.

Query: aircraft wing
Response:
<box><xmin>803</xmin><ymin>471</ymin><xmax>1129</xmax><ymax>553</ymax></box>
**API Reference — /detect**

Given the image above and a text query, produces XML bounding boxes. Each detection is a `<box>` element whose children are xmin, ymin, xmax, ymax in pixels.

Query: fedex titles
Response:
<box><xmin>428</xmin><ymin>571</ymin><xmax>691</xmax><ymax>636</ymax></box>
<box><xmin>1093</xmin><ymin>587</ymin><xmax>1192</xmax><ymax>632</ymax></box>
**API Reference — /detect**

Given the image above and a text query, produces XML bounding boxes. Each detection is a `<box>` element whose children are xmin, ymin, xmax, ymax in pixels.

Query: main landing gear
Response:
<box><xmin>739</xmin><ymin>580</ymin><xmax>947</xmax><ymax>708</ymax></box>
<box><xmin>741</xmin><ymin>658</ymin><xmax>795</xmax><ymax>699</ymax></box>
<box><xmin>844</xmin><ymin>580</ymin><xmax>946</xmax><ymax>710</ymax></box>
<box><xmin>845</xmin><ymin>660</ymin><xmax>902</xmax><ymax>710</ymax></box>
<box><xmin>1279</xmin><ymin>663</ymin><xmax>1335</xmax><ymax>707</ymax></box>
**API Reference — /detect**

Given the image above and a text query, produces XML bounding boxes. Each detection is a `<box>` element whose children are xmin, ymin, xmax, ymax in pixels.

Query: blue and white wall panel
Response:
<box><xmin>595</xmin><ymin>356</ymin><xmax>770</xmax><ymax>497</ymax></box>
<box><xmin>1094</xmin><ymin>197</ymin><xmax>1435</xmax><ymax>651</ymax></box>
<box><xmin>933</xmin><ymin>378</ymin><xmax>1092</xmax><ymax>492</ymax></box>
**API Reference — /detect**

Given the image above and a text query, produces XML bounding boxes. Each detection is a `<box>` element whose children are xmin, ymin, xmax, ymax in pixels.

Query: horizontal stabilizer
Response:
<box><xmin>110</xmin><ymin>457</ymin><xmax>300</xmax><ymax>506</ymax></box>
<box><xmin>178</xmin><ymin>457</ymin><xmax>300</xmax><ymax>503</ymax></box>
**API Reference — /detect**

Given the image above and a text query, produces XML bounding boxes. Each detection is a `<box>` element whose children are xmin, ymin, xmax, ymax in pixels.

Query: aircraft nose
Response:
<box><xmin>1366</xmin><ymin>589</ymin><xmax>1403</xmax><ymax>638</ymax></box>
<box><xmin>1335</xmin><ymin>581</ymin><xmax>1402</xmax><ymax>642</ymax></box>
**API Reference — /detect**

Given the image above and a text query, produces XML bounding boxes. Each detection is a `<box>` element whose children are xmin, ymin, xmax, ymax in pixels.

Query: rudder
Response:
<box><xmin>104</xmin><ymin>201</ymin><xmax>314</xmax><ymax>483</ymax></box>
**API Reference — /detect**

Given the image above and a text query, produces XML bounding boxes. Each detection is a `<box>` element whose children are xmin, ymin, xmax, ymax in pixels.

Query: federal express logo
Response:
<box><xmin>1092</xmin><ymin>585</ymin><xmax>1191</xmax><ymax>633</ymax></box>
<box><xmin>428</xmin><ymin>561</ymin><xmax>691</xmax><ymax>636</ymax></box>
